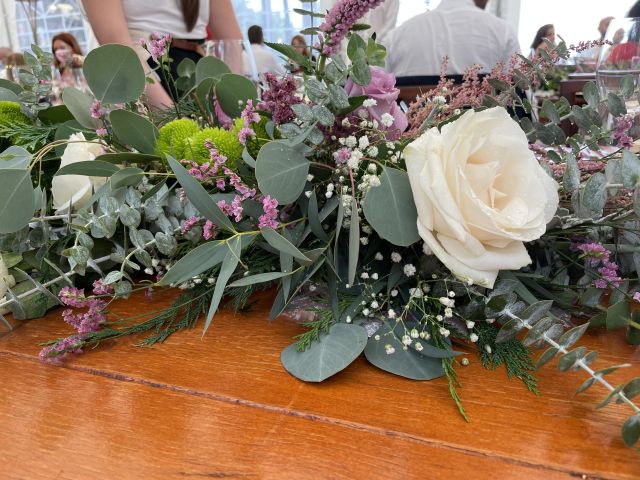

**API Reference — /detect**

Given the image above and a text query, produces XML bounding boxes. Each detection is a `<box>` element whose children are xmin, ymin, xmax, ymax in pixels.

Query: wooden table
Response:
<box><xmin>0</xmin><ymin>289</ymin><xmax>638</xmax><ymax>479</ymax></box>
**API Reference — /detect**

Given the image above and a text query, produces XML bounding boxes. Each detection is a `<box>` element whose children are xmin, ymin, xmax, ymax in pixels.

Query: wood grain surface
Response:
<box><xmin>0</xmin><ymin>289</ymin><xmax>638</xmax><ymax>480</ymax></box>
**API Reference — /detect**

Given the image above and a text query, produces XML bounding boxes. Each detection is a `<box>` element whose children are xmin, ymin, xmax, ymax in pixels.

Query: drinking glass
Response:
<box><xmin>204</xmin><ymin>39</ymin><xmax>245</xmax><ymax>75</ymax></box>
<box><xmin>596</xmin><ymin>18</ymin><xmax>640</xmax><ymax>131</ymax></box>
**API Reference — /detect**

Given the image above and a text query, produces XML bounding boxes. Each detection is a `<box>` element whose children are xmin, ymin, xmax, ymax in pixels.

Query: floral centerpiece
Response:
<box><xmin>0</xmin><ymin>0</ymin><xmax>639</xmax><ymax>449</ymax></box>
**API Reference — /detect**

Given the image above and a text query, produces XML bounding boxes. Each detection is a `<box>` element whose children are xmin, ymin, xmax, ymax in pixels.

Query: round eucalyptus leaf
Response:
<box><xmin>195</xmin><ymin>56</ymin><xmax>230</xmax><ymax>84</ymax></box>
<box><xmin>256</xmin><ymin>141</ymin><xmax>309</xmax><ymax>204</ymax></box>
<box><xmin>281</xmin><ymin>323</ymin><xmax>368</xmax><ymax>382</ymax></box>
<box><xmin>84</xmin><ymin>44</ymin><xmax>145</xmax><ymax>104</ymax></box>
<box><xmin>215</xmin><ymin>74</ymin><xmax>258</xmax><ymax>118</ymax></box>
<box><xmin>62</xmin><ymin>87</ymin><xmax>98</xmax><ymax>129</ymax></box>
<box><xmin>0</xmin><ymin>169</ymin><xmax>35</xmax><ymax>234</ymax></box>
<box><xmin>38</xmin><ymin>105</ymin><xmax>74</xmax><ymax>125</ymax></box>
<box><xmin>363</xmin><ymin>167</ymin><xmax>420</xmax><ymax>247</ymax></box>
<box><xmin>0</xmin><ymin>87</ymin><xmax>19</xmax><ymax>101</ymax></box>
<box><xmin>178</xmin><ymin>57</ymin><xmax>197</xmax><ymax>77</ymax></box>
<box><xmin>364</xmin><ymin>323</ymin><xmax>444</xmax><ymax>380</ymax></box>
<box><xmin>0</xmin><ymin>78</ymin><xmax>23</xmax><ymax>94</ymax></box>
<box><xmin>109</xmin><ymin>109</ymin><xmax>159</xmax><ymax>154</ymax></box>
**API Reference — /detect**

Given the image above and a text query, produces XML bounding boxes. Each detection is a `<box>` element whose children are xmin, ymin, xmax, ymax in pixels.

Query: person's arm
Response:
<box><xmin>81</xmin><ymin>0</ymin><xmax>173</xmax><ymax>109</ymax></box>
<box><xmin>208</xmin><ymin>0</ymin><xmax>243</xmax><ymax>74</ymax></box>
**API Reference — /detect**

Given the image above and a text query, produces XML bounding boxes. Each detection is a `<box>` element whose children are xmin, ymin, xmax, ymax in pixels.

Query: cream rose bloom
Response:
<box><xmin>404</xmin><ymin>107</ymin><xmax>559</xmax><ymax>288</ymax></box>
<box><xmin>0</xmin><ymin>254</ymin><xmax>16</xmax><ymax>315</ymax></box>
<box><xmin>52</xmin><ymin>133</ymin><xmax>105</xmax><ymax>214</ymax></box>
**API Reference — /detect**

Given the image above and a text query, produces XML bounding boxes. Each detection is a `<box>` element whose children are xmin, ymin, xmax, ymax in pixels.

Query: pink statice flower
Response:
<box><xmin>92</xmin><ymin>279</ymin><xmax>114</xmax><ymax>296</ymax></box>
<box><xmin>96</xmin><ymin>128</ymin><xmax>108</xmax><ymax>137</ymax></box>
<box><xmin>148</xmin><ymin>32</ymin><xmax>171</xmax><ymax>62</ymax></box>
<box><xmin>241</xmin><ymin>99</ymin><xmax>260</xmax><ymax>126</ymax></box>
<box><xmin>238</xmin><ymin>127</ymin><xmax>256</xmax><ymax>145</ymax></box>
<box><xmin>39</xmin><ymin>334</ymin><xmax>84</xmax><ymax>364</ymax></box>
<box><xmin>633</xmin><ymin>292</ymin><xmax>640</xmax><ymax>303</ymax></box>
<box><xmin>258</xmin><ymin>196</ymin><xmax>279</xmax><ymax>229</ymax></box>
<box><xmin>576</xmin><ymin>241</ymin><xmax>622</xmax><ymax>289</ymax></box>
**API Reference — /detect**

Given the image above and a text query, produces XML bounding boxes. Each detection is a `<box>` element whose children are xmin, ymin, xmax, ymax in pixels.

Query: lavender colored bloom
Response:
<box><xmin>258</xmin><ymin>73</ymin><xmax>302</xmax><ymax>124</ymax></box>
<box><xmin>612</xmin><ymin>114</ymin><xmax>634</xmax><ymax>148</ymax></box>
<box><xmin>318</xmin><ymin>0</ymin><xmax>384</xmax><ymax>56</ymax></box>
<box><xmin>241</xmin><ymin>99</ymin><xmax>261</xmax><ymax>126</ymax></box>
<box><xmin>148</xmin><ymin>32</ymin><xmax>171</xmax><ymax>62</ymax></box>
<box><xmin>258</xmin><ymin>196</ymin><xmax>279</xmax><ymax>229</ymax></box>
<box><xmin>39</xmin><ymin>334</ymin><xmax>84</xmax><ymax>364</ymax></box>
<box><xmin>576</xmin><ymin>241</ymin><xmax>622</xmax><ymax>289</ymax></box>
<box><xmin>238</xmin><ymin>127</ymin><xmax>256</xmax><ymax>145</ymax></box>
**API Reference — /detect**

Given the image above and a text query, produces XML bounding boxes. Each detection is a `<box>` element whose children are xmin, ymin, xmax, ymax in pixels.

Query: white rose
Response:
<box><xmin>0</xmin><ymin>254</ymin><xmax>16</xmax><ymax>315</ymax></box>
<box><xmin>404</xmin><ymin>107</ymin><xmax>558</xmax><ymax>288</ymax></box>
<box><xmin>51</xmin><ymin>133</ymin><xmax>105</xmax><ymax>214</ymax></box>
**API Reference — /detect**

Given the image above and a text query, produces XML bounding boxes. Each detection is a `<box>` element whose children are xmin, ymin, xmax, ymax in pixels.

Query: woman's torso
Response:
<box><xmin>122</xmin><ymin>0</ymin><xmax>209</xmax><ymax>39</ymax></box>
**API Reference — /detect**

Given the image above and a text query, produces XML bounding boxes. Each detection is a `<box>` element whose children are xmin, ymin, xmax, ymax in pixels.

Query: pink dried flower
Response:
<box><xmin>258</xmin><ymin>73</ymin><xmax>302</xmax><ymax>124</ymax></box>
<box><xmin>148</xmin><ymin>32</ymin><xmax>171</xmax><ymax>62</ymax></box>
<box><xmin>241</xmin><ymin>99</ymin><xmax>261</xmax><ymax>126</ymax></box>
<box><xmin>238</xmin><ymin>127</ymin><xmax>256</xmax><ymax>145</ymax></box>
<box><xmin>318</xmin><ymin>0</ymin><xmax>384</xmax><ymax>56</ymax></box>
<box><xmin>92</xmin><ymin>279</ymin><xmax>114</xmax><ymax>296</ymax></box>
<box><xmin>258</xmin><ymin>195</ymin><xmax>279</xmax><ymax>229</ymax></box>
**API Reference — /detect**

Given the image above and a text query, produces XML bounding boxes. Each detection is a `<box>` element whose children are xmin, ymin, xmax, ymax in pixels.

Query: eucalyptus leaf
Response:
<box><xmin>195</xmin><ymin>56</ymin><xmax>230</xmax><ymax>84</ymax></box>
<box><xmin>62</xmin><ymin>87</ymin><xmax>98</xmax><ymax>129</ymax></box>
<box><xmin>84</xmin><ymin>44</ymin><xmax>145</xmax><ymax>104</ymax></box>
<box><xmin>56</xmin><ymin>160</ymin><xmax>119</xmax><ymax>177</ymax></box>
<box><xmin>281</xmin><ymin>323</ymin><xmax>368</xmax><ymax>382</ymax></box>
<box><xmin>364</xmin><ymin>323</ymin><xmax>445</xmax><ymax>380</ymax></box>
<box><xmin>622</xmin><ymin>415</ymin><xmax>640</xmax><ymax>447</ymax></box>
<box><xmin>255</xmin><ymin>142</ymin><xmax>309</xmax><ymax>204</ymax></box>
<box><xmin>0</xmin><ymin>146</ymin><xmax>31</xmax><ymax>169</ymax></box>
<box><xmin>606</xmin><ymin>300</ymin><xmax>630</xmax><ymax>330</ymax></box>
<box><xmin>621</xmin><ymin>150</ymin><xmax>640</xmax><ymax>188</ymax></box>
<box><xmin>203</xmin><ymin>236</ymin><xmax>241</xmax><ymax>334</ymax></box>
<box><xmin>363</xmin><ymin>168</ymin><xmax>420</xmax><ymax>247</ymax></box>
<box><xmin>261</xmin><ymin>227</ymin><xmax>311</xmax><ymax>265</ymax></box>
<box><xmin>215</xmin><ymin>74</ymin><xmax>258</xmax><ymax>118</ymax></box>
<box><xmin>167</xmin><ymin>155</ymin><xmax>234</xmax><ymax>232</ymax></box>
<box><xmin>109</xmin><ymin>109</ymin><xmax>159</xmax><ymax>154</ymax></box>
<box><xmin>159</xmin><ymin>240</ymin><xmax>227</xmax><ymax>285</ymax></box>
<box><xmin>0</xmin><ymin>169</ymin><xmax>35</xmax><ymax>234</ymax></box>
<box><xmin>228</xmin><ymin>271</ymin><xmax>294</xmax><ymax>288</ymax></box>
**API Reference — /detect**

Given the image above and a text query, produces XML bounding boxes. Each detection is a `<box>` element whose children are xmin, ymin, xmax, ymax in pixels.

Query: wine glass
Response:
<box><xmin>596</xmin><ymin>18</ymin><xmax>640</xmax><ymax>130</ymax></box>
<box><xmin>204</xmin><ymin>39</ymin><xmax>245</xmax><ymax>75</ymax></box>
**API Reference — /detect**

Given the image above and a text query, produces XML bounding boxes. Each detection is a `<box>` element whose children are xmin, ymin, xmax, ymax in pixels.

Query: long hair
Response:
<box><xmin>291</xmin><ymin>35</ymin><xmax>310</xmax><ymax>58</ymax></box>
<box><xmin>530</xmin><ymin>24</ymin><xmax>554</xmax><ymax>51</ymax></box>
<box><xmin>51</xmin><ymin>32</ymin><xmax>83</xmax><ymax>69</ymax></box>
<box><xmin>181</xmin><ymin>0</ymin><xmax>200</xmax><ymax>32</ymax></box>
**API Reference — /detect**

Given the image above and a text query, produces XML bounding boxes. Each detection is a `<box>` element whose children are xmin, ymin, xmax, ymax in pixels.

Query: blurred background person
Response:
<box><xmin>82</xmin><ymin>0</ymin><xmax>243</xmax><ymax>108</ymax></box>
<box><xmin>289</xmin><ymin>34</ymin><xmax>313</xmax><ymax>74</ymax></box>
<box><xmin>52</xmin><ymin>32</ymin><xmax>85</xmax><ymax>85</ymax></box>
<box><xmin>242</xmin><ymin>25</ymin><xmax>284</xmax><ymax>79</ymax></box>
<box><xmin>385</xmin><ymin>0</ymin><xmax>519</xmax><ymax>77</ymax></box>
<box><xmin>629</xmin><ymin>0</ymin><xmax>640</xmax><ymax>18</ymax></box>
<box><xmin>529</xmin><ymin>24</ymin><xmax>555</xmax><ymax>60</ymax></box>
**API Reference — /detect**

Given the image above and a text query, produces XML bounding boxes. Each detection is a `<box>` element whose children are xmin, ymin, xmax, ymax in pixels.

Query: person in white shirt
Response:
<box><xmin>82</xmin><ymin>0</ymin><xmax>243</xmax><ymax>108</ymax></box>
<box><xmin>242</xmin><ymin>25</ymin><xmax>285</xmax><ymax>79</ymax></box>
<box><xmin>385</xmin><ymin>0</ymin><xmax>520</xmax><ymax>78</ymax></box>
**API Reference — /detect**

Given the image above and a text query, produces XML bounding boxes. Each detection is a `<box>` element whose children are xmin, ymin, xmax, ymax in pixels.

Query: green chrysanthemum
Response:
<box><xmin>155</xmin><ymin>118</ymin><xmax>200</xmax><ymax>160</ymax></box>
<box><xmin>185</xmin><ymin>125</ymin><xmax>243</xmax><ymax>165</ymax></box>
<box><xmin>0</xmin><ymin>101</ymin><xmax>29</xmax><ymax>149</ymax></box>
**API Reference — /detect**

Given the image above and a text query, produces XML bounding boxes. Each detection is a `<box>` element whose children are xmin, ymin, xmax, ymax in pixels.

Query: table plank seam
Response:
<box><xmin>0</xmin><ymin>351</ymin><xmax>621</xmax><ymax>480</ymax></box>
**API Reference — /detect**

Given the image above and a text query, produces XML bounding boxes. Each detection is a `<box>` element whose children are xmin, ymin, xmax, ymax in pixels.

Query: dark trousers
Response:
<box><xmin>148</xmin><ymin>46</ymin><xmax>203</xmax><ymax>101</ymax></box>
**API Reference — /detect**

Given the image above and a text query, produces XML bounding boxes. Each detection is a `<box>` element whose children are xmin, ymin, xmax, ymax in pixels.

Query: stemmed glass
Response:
<box><xmin>204</xmin><ymin>39</ymin><xmax>244</xmax><ymax>75</ymax></box>
<box><xmin>596</xmin><ymin>18</ymin><xmax>640</xmax><ymax>131</ymax></box>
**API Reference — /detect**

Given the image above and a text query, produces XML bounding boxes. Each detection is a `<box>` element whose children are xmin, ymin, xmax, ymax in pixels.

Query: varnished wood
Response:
<box><xmin>0</xmin><ymin>289</ymin><xmax>638</xmax><ymax>479</ymax></box>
